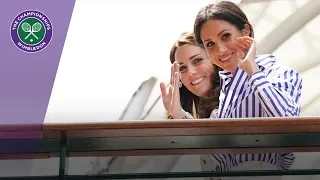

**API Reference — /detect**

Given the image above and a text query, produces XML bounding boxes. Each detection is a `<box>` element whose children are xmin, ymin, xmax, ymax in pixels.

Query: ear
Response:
<box><xmin>241</xmin><ymin>24</ymin><xmax>250</xmax><ymax>36</ymax></box>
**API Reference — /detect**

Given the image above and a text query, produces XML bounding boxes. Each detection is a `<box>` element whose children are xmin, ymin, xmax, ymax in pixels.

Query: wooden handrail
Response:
<box><xmin>0</xmin><ymin>117</ymin><xmax>320</xmax><ymax>159</ymax></box>
<box><xmin>42</xmin><ymin>116</ymin><xmax>320</xmax><ymax>137</ymax></box>
<box><xmin>0</xmin><ymin>117</ymin><xmax>319</xmax><ymax>136</ymax></box>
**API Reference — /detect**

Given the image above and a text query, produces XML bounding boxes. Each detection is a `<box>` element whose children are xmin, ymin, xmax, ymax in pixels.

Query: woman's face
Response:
<box><xmin>175</xmin><ymin>44</ymin><xmax>215</xmax><ymax>97</ymax></box>
<box><xmin>199</xmin><ymin>19</ymin><xmax>249</xmax><ymax>74</ymax></box>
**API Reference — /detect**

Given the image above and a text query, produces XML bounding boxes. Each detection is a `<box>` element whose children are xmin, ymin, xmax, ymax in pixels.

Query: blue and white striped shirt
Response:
<box><xmin>209</xmin><ymin>54</ymin><xmax>302</xmax><ymax>172</ymax></box>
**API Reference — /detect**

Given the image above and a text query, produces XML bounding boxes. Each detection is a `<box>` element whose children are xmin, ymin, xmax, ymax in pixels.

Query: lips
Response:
<box><xmin>219</xmin><ymin>52</ymin><xmax>234</xmax><ymax>62</ymax></box>
<box><xmin>191</xmin><ymin>77</ymin><xmax>204</xmax><ymax>85</ymax></box>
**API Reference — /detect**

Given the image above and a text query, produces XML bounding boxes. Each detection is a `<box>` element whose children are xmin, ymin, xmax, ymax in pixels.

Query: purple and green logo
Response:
<box><xmin>10</xmin><ymin>10</ymin><xmax>53</xmax><ymax>53</ymax></box>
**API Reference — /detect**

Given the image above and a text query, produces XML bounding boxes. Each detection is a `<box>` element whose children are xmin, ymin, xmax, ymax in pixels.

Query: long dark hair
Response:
<box><xmin>169</xmin><ymin>32</ymin><xmax>221</xmax><ymax>118</ymax></box>
<box><xmin>193</xmin><ymin>0</ymin><xmax>254</xmax><ymax>45</ymax></box>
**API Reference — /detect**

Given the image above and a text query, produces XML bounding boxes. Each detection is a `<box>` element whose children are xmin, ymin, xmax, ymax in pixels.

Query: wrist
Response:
<box><xmin>173</xmin><ymin>109</ymin><xmax>187</xmax><ymax>119</ymax></box>
<box><xmin>169</xmin><ymin>109</ymin><xmax>193</xmax><ymax>119</ymax></box>
<box><xmin>246</xmin><ymin>61</ymin><xmax>259</xmax><ymax>76</ymax></box>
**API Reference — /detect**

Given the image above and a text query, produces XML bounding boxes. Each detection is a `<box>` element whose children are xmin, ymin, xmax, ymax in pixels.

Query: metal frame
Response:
<box><xmin>2</xmin><ymin>170</ymin><xmax>320</xmax><ymax>180</ymax></box>
<box><xmin>5</xmin><ymin>132</ymin><xmax>320</xmax><ymax>154</ymax></box>
<box><xmin>259</xmin><ymin>0</ymin><xmax>320</xmax><ymax>54</ymax></box>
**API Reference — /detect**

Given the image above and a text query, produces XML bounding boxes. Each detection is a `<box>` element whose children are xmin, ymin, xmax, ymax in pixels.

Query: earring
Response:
<box><xmin>179</xmin><ymin>81</ymin><xmax>182</xmax><ymax>88</ymax></box>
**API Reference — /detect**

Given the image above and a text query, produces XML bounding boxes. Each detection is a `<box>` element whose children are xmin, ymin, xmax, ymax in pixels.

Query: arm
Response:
<box><xmin>235</xmin><ymin>37</ymin><xmax>302</xmax><ymax>117</ymax></box>
<box><xmin>248</xmin><ymin>67</ymin><xmax>302</xmax><ymax>117</ymax></box>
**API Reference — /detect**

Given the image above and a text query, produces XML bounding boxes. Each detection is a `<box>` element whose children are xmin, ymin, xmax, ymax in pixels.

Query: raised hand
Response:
<box><xmin>160</xmin><ymin>62</ymin><xmax>186</xmax><ymax>119</ymax></box>
<box><xmin>235</xmin><ymin>36</ymin><xmax>259</xmax><ymax>76</ymax></box>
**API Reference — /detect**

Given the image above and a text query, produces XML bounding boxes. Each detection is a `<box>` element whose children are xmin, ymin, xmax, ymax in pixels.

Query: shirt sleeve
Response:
<box><xmin>248</xmin><ymin>67</ymin><xmax>302</xmax><ymax>117</ymax></box>
<box><xmin>210</xmin><ymin>108</ymin><xmax>219</xmax><ymax>118</ymax></box>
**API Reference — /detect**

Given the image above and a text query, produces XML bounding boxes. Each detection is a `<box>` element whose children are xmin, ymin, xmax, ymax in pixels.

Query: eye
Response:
<box><xmin>179</xmin><ymin>65</ymin><xmax>187</xmax><ymax>73</ymax></box>
<box><xmin>222</xmin><ymin>33</ymin><xmax>231</xmax><ymax>40</ymax></box>
<box><xmin>193</xmin><ymin>58</ymin><xmax>203</xmax><ymax>64</ymax></box>
<box><xmin>205</xmin><ymin>41</ymin><xmax>215</xmax><ymax>48</ymax></box>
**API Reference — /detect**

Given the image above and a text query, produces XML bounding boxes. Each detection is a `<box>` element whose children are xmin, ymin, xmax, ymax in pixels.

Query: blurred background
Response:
<box><xmin>45</xmin><ymin>0</ymin><xmax>320</xmax><ymax>124</ymax></box>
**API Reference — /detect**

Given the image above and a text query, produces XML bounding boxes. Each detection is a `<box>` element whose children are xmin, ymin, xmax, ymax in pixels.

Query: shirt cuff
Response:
<box><xmin>248</xmin><ymin>70</ymin><xmax>270</xmax><ymax>91</ymax></box>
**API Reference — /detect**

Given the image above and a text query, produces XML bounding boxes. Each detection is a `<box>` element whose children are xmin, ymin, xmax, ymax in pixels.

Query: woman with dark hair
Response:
<box><xmin>160</xmin><ymin>31</ymin><xmax>221</xmax><ymax>119</ymax></box>
<box><xmin>192</xmin><ymin>0</ymin><xmax>302</xmax><ymax>178</ymax></box>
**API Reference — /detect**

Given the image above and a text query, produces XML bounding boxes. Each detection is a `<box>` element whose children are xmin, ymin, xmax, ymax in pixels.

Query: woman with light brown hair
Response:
<box><xmin>160</xmin><ymin>31</ymin><xmax>221</xmax><ymax>119</ymax></box>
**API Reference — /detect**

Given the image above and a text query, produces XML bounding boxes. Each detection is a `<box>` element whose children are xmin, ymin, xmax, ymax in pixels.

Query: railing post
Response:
<box><xmin>59</xmin><ymin>137</ymin><xmax>67</xmax><ymax>180</ymax></box>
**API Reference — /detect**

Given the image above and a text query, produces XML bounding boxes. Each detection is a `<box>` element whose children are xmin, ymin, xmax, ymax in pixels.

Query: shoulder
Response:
<box><xmin>255</xmin><ymin>54</ymin><xmax>302</xmax><ymax>82</ymax></box>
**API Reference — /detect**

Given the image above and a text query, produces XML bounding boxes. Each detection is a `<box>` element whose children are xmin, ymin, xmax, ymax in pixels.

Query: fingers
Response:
<box><xmin>170</xmin><ymin>64</ymin><xmax>174</xmax><ymax>85</ymax></box>
<box><xmin>174</xmin><ymin>62</ymin><xmax>180</xmax><ymax>73</ymax></box>
<box><xmin>170</xmin><ymin>62</ymin><xmax>180</xmax><ymax>85</ymax></box>
<box><xmin>172</xmin><ymin>72</ymin><xmax>181</xmax><ymax>109</ymax></box>
<box><xmin>235</xmin><ymin>37</ymin><xmax>251</xmax><ymax>50</ymax></box>
<box><xmin>235</xmin><ymin>44</ymin><xmax>247</xmax><ymax>60</ymax></box>
<box><xmin>238</xmin><ymin>37</ymin><xmax>256</xmax><ymax>58</ymax></box>
<box><xmin>246</xmin><ymin>41</ymin><xmax>256</xmax><ymax>59</ymax></box>
<box><xmin>240</xmin><ymin>36</ymin><xmax>255</xmax><ymax>43</ymax></box>
<box><xmin>173</xmin><ymin>72</ymin><xmax>180</xmax><ymax>90</ymax></box>
<box><xmin>169</xmin><ymin>83</ymin><xmax>173</xmax><ymax>96</ymax></box>
<box><xmin>235</xmin><ymin>37</ymin><xmax>256</xmax><ymax>60</ymax></box>
<box><xmin>160</xmin><ymin>82</ymin><xmax>168</xmax><ymax>97</ymax></box>
<box><xmin>172</xmin><ymin>62</ymin><xmax>181</xmax><ymax>90</ymax></box>
<box><xmin>237</xmin><ymin>51</ymin><xmax>246</xmax><ymax>59</ymax></box>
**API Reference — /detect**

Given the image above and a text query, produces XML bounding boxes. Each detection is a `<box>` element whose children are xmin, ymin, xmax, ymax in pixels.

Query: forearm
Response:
<box><xmin>249</xmin><ymin>70</ymin><xmax>302</xmax><ymax>117</ymax></box>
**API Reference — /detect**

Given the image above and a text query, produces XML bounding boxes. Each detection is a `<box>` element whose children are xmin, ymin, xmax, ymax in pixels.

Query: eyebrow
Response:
<box><xmin>189</xmin><ymin>54</ymin><xmax>200</xmax><ymax>60</ymax></box>
<box><xmin>203</xmin><ymin>29</ymin><xmax>229</xmax><ymax>43</ymax></box>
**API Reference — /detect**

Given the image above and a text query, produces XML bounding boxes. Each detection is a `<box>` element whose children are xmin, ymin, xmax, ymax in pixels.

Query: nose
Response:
<box><xmin>216</xmin><ymin>43</ymin><xmax>227</xmax><ymax>56</ymax></box>
<box><xmin>188</xmin><ymin>66</ymin><xmax>197</xmax><ymax>75</ymax></box>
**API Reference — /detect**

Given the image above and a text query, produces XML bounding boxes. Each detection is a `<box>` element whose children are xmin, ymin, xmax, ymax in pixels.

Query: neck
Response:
<box><xmin>230</xmin><ymin>69</ymin><xmax>236</xmax><ymax>76</ymax></box>
<box><xmin>227</xmin><ymin>67</ymin><xmax>237</xmax><ymax>76</ymax></box>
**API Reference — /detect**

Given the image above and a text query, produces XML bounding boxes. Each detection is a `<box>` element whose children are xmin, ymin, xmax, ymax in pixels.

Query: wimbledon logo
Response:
<box><xmin>10</xmin><ymin>10</ymin><xmax>53</xmax><ymax>53</ymax></box>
